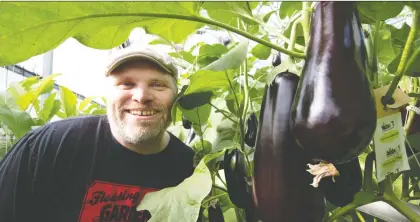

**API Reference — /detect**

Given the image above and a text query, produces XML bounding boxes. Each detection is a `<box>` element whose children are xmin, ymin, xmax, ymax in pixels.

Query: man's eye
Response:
<box><xmin>151</xmin><ymin>82</ymin><xmax>166</xmax><ymax>88</ymax></box>
<box><xmin>119</xmin><ymin>82</ymin><xmax>134</xmax><ymax>88</ymax></box>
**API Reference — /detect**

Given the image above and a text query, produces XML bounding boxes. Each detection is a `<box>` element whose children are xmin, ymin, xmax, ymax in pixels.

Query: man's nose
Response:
<box><xmin>131</xmin><ymin>86</ymin><xmax>153</xmax><ymax>103</ymax></box>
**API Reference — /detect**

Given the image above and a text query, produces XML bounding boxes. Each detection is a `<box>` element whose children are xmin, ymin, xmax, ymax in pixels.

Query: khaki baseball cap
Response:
<box><xmin>105</xmin><ymin>47</ymin><xmax>178</xmax><ymax>80</ymax></box>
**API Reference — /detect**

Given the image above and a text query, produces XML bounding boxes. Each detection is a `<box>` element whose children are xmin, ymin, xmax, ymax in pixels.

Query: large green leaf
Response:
<box><xmin>185</xmin><ymin>70</ymin><xmax>234</xmax><ymax>95</ymax></box>
<box><xmin>357</xmin><ymin>2</ymin><xmax>405</xmax><ymax>24</ymax></box>
<box><xmin>197</xmin><ymin>44</ymin><xmax>228</xmax><ymax>66</ymax></box>
<box><xmin>202</xmin><ymin>2</ymin><xmax>258</xmax><ymax>26</ymax></box>
<box><xmin>203</xmin><ymin>40</ymin><xmax>249</xmax><ymax>71</ymax></box>
<box><xmin>180</xmin><ymin>104</ymin><xmax>211</xmax><ymax>126</ymax></box>
<box><xmin>59</xmin><ymin>86</ymin><xmax>77</xmax><ymax>118</ymax></box>
<box><xmin>0</xmin><ymin>2</ymin><xmax>203</xmax><ymax>66</ymax></box>
<box><xmin>178</xmin><ymin>91</ymin><xmax>213</xmax><ymax>110</ymax></box>
<box><xmin>406</xmin><ymin>2</ymin><xmax>420</xmax><ymax>10</ymax></box>
<box><xmin>0</xmin><ymin>92</ymin><xmax>34</xmax><ymax>140</ymax></box>
<box><xmin>279</xmin><ymin>1</ymin><xmax>301</xmax><ymax>19</ymax></box>
<box><xmin>377</xmin><ymin>26</ymin><xmax>397</xmax><ymax>66</ymax></box>
<box><xmin>136</xmin><ymin>150</ymin><xmax>226</xmax><ymax>222</ymax></box>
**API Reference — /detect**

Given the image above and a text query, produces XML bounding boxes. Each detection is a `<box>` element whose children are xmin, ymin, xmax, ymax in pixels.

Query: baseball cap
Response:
<box><xmin>105</xmin><ymin>47</ymin><xmax>178</xmax><ymax>80</ymax></box>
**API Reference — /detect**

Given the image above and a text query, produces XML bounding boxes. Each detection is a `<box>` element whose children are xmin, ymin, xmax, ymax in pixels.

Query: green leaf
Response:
<box><xmin>202</xmin><ymin>2</ymin><xmax>258</xmax><ymax>26</ymax></box>
<box><xmin>0</xmin><ymin>2</ymin><xmax>203</xmax><ymax>66</ymax></box>
<box><xmin>178</xmin><ymin>91</ymin><xmax>213</xmax><ymax>110</ymax></box>
<box><xmin>20</xmin><ymin>76</ymin><xmax>40</xmax><ymax>91</ymax></box>
<box><xmin>203</xmin><ymin>40</ymin><xmax>249</xmax><ymax>71</ymax></box>
<box><xmin>262</xmin><ymin>11</ymin><xmax>276</xmax><ymax>23</ymax></box>
<box><xmin>377</xmin><ymin>27</ymin><xmax>397</xmax><ymax>66</ymax></box>
<box><xmin>279</xmin><ymin>1</ymin><xmax>301</xmax><ymax>19</ymax></box>
<box><xmin>253</xmin><ymin>66</ymin><xmax>269</xmax><ymax>83</ymax></box>
<box><xmin>59</xmin><ymin>86</ymin><xmax>77</xmax><ymax>118</ymax></box>
<box><xmin>148</xmin><ymin>38</ymin><xmax>170</xmax><ymax>46</ymax></box>
<box><xmin>197</xmin><ymin>44</ymin><xmax>229</xmax><ymax>67</ymax></box>
<box><xmin>408</xmin><ymin>93</ymin><xmax>420</xmax><ymax>97</ymax></box>
<box><xmin>191</xmin><ymin>140</ymin><xmax>212</xmax><ymax>154</ymax></box>
<box><xmin>406</xmin><ymin>2</ymin><xmax>420</xmax><ymax>10</ymax></box>
<box><xmin>136</xmin><ymin>150</ymin><xmax>226</xmax><ymax>222</ymax></box>
<box><xmin>248</xmin><ymin>2</ymin><xmax>260</xmax><ymax>11</ymax></box>
<box><xmin>390</xmin><ymin>24</ymin><xmax>411</xmax><ymax>48</ymax></box>
<box><xmin>37</xmin><ymin>92</ymin><xmax>61</xmax><ymax>123</ymax></box>
<box><xmin>250</xmin><ymin>35</ymin><xmax>271</xmax><ymax>60</ymax></box>
<box><xmin>169</xmin><ymin>51</ymin><xmax>196</xmax><ymax>64</ymax></box>
<box><xmin>353</xmin><ymin>191</ymin><xmax>376</xmax><ymax>205</ymax></box>
<box><xmin>0</xmin><ymin>92</ymin><xmax>34</xmax><ymax>140</ymax></box>
<box><xmin>185</xmin><ymin>70</ymin><xmax>233</xmax><ymax>95</ymax></box>
<box><xmin>180</xmin><ymin>104</ymin><xmax>211</xmax><ymax>126</ymax></box>
<box><xmin>357</xmin><ymin>2</ymin><xmax>405</xmax><ymax>24</ymax></box>
<box><xmin>79</xmin><ymin>97</ymin><xmax>95</xmax><ymax>111</ymax></box>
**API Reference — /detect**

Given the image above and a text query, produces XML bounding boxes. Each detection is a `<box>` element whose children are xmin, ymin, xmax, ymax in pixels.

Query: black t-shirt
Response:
<box><xmin>0</xmin><ymin>115</ymin><xmax>195</xmax><ymax>222</ymax></box>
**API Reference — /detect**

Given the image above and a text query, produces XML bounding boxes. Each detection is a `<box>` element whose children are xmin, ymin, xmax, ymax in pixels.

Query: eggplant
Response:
<box><xmin>319</xmin><ymin>158</ymin><xmax>363</xmax><ymax>207</ymax></box>
<box><xmin>252</xmin><ymin>71</ymin><xmax>326</xmax><ymax>222</ymax></box>
<box><xmin>182</xmin><ymin>116</ymin><xmax>192</xmax><ymax>129</ymax></box>
<box><xmin>223</xmin><ymin>149</ymin><xmax>252</xmax><ymax>209</ymax></box>
<box><xmin>272</xmin><ymin>53</ymin><xmax>282</xmax><ymax>67</ymax></box>
<box><xmin>291</xmin><ymin>2</ymin><xmax>377</xmax><ymax>164</ymax></box>
<box><xmin>208</xmin><ymin>201</ymin><xmax>225</xmax><ymax>222</ymax></box>
<box><xmin>185</xmin><ymin>128</ymin><xmax>196</xmax><ymax>145</ymax></box>
<box><xmin>244</xmin><ymin>113</ymin><xmax>258</xmax><ymax>147</ymax></box>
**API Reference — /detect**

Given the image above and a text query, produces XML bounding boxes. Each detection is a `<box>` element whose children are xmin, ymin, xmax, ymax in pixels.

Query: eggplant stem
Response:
<box><xmin>382</xmin><ymin>10</ymin><xmax>419</xmax><ymax>106</ymax></box>
<box><xmin>363</xmin><ymin>152</ymin><xmax>375</xmax><ymax>192</ymax></box>
<box><xmin>327</xmin><ymin>202</ymin><xmax>364</xmax><ymax>221</ymax></box>
<box><xmin>300</xmin><ymin>1</ymin><xmax>311</xmax><ymax>47</ymax></box>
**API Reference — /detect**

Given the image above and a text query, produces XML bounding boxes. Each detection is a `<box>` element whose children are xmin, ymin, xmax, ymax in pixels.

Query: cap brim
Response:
<box><xmin>106</xmin><ymin>53</ymin><xmax>173</xmax><ymax>76</ymax></box>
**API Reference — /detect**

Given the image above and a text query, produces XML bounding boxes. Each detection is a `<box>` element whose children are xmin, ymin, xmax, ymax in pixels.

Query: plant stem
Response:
<box><xmin>300</xmin><ymin>1</ymin><xmax>311</xmax><ymax>47</ymax></box>
<box><xmin>208</xmin><ymin>103</ymin><xmax>238</xmax><ymax>125</ymax></box>
<box><xmin>201</xmin><ymin>193</ymin><xmax>228</xmax><ymax>206</ymax></box>
<box><xmin>372</xmin><ymin>21</ymin><xmax>382</xmax><ymax>87</ymax></box>
<box><xmin>215</xmin><ymin>170</ymin><xmax>227</xmax><ymax>188</ymax></box>
<box><xmin>225</xmin><ymin>71</ymin><xmax>245</xmax><ymax>152</ymax></box>
<box><xmin>287</xmin><ymin>17</ymin><xmax>299</xmax><ymax>61</ymax></box>
<box><xmin>328</xmin><ymin>202</ymin><xmax>364</xmax><ymax>221</ymax></box>
<box><xmin>404</xmin><ymin>77</ymin><xmax>419</xmax><ymax>135</ymax></box>
<box><xmin>363</xmin><ymin>152</ymin><xmax>375</xmax><ymax>192</ymax></box>
<box><xmin>382</xmin><ymin>10</ymin><xmax>419</xmax><ymax>106</ymax></box>
<box><xmin>383</xmin><ymin>189</ymin><xmax>420</xmax><ymax>222</ymax></box>
<box><xmin>355</xmin><ymin>210</ymin><xmax>366</xmax><ymax>222</ymax></box>
<box><xmin>212</xmin><ymin>184</ymin><xmax>227</xmax><ymax>193</ymax></box>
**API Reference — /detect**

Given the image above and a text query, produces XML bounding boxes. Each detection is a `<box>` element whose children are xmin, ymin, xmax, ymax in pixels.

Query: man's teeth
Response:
<box><xmin>129</xmin><ymin>110</ymin><xmax>156</xmax><ymax>116</ymax></box>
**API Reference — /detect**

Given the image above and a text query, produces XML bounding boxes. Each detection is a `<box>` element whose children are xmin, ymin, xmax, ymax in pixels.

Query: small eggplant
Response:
<box><xmin>272</xmin><ymin>53</ymin><xmax>282</xmax><ymax>67</ymax></box>
<box><xmin>223</xmin><ymin>149</ymin><xmax>252</xmax><ymax>209</ymax></box>
<box><xmin>208</xmin><ymin>201</ymin><xmax>225</xmax><ymax>222</ymax></box>
<box><xmin>319</xmin><ymin>158</ymin><xmax>363</xmax><ymax>207</ymax></box>
<box><xmin>245</xmin><ymin>113</ymin><xmax>258</xmax><ymax>147</ymax></box>
<box><xmin>182</xmin><ymin>116</ymin><xmax>192</xmax><ymax>129</ymax></box>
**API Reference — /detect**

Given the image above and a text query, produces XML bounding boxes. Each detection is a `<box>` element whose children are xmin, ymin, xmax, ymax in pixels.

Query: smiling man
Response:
<box><xmin>0</xmin><ymin>47</ymin><xmax>195</xmax><ymax>222</ymax></box>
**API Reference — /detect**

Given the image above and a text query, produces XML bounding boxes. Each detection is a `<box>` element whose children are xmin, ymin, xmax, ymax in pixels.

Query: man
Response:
<box><xmin>0</xmin><ymin>47</ymin><xmax>195</xmax><ymax>222</ymax></box>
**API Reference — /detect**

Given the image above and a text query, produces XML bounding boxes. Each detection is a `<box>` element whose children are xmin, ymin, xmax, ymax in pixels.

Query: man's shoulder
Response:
<box><xmin>29</xmin><ymin>115</ymin><xmax>108</xmax><ymax>140</ymax></box>
<box><xmin>167</xmin><ymin>132</ymin><xmax>195</xmax><ymax>158</ymax></box>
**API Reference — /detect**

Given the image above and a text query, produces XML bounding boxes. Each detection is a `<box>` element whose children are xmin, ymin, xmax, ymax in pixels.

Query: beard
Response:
<box><xmin>108</xmin><ymin>105</ymin><xmax>171</xmax><ymax>145</ymax></box>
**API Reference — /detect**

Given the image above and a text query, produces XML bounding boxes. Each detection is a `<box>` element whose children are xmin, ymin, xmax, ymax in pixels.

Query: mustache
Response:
<box><xmin>120</xmin><ymin>105</ymin><xmax>166</xmax><ymax>112</ymax></box>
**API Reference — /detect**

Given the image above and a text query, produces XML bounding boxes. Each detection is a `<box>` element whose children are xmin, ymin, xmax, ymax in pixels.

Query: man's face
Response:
<box><xmin>105</xmin><ymin>61</ymin><xmax>177</xmax><ymax>145</ymax></box>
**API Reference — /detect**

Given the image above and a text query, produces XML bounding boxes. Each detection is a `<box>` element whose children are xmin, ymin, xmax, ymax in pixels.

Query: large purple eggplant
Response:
<box><xmin>252</xmin><ymin>71</ymin><xmax>326</xmax><ymax>222</ymax></box>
